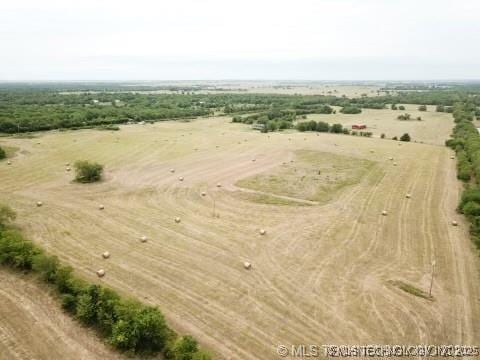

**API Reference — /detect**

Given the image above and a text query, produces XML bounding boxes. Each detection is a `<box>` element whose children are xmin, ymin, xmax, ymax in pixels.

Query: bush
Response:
<box><xmin>0</xmin><ymin>146</ymin><xmax>5</xmax><ymax>160</ymax></box>
<box><xmin>436</xmin><ymin>105</ymin><xmax>445</xmax><ymax>112</ymax></box>
<box><xmin>392</xmin><ymin>136</ymin><xmax>398</xmax><ymax>140</ymax></box>
<box><xmin>397</xmin><ymin>113</ymin><xmax>411</xmax><ymax>121</ymax></box>
<box><xmin>380</xmin><ymin>133</ymin><xmax>386</xmax><ymax>139</ymax></box>
<box><xmin>170</xmin><ymin>336</ymin><xmax>199</xmax><ymax>360</ymax></box>
<box><xmin>391</xmin><ymin>104</ymin><xmax>398</xmax><ymax>110</ymax></box>
<box><xmin>418</xmin><ymin>105</ymin><xmax>427</xmax><ymax>111</ymax></box>
<box><xmin>74</xmin><ymin>160</ymin><xmax>103</xmax><ymax>183</ymax></box>
<box><xmin>32</xmin><ymin>254</ymin><xmax>60</xmax><ymax>282</ymax></box>
<box><xmin>462</xmin><ymin>201</ymin><xmax>480</xmax><ymax>216</ymax></box>
<box><xmin>0</xmin><ymin>229</ymin><xmax>41</xmax><ymax>270</ymax></box>
<box><xmin>330</xmin><ymin>123</ymin><xmax>343</xmax><ymax>133</ymax></box>
<box><xmin>110</xmin><ymin>300</ymin><xmax>169</xmax><ymax>353</ymax></box>
<box><xmin>398</xmin><ymin>105</ymin><xmax>406</xmax><ymax>110</ymax></box>
<box><xmin>0</xmin><ymin>204</ymin><xmax>16</xmax><ymax>228</ymax></box>
<box><xmin>340</xmin><ymin>106</ymin><xmax>361</xmax><ymax>114</ymax></box>
<box><xmin>400</xmin><ymin>133</ymin><xmax>411</xmax><ymax>142</ymax></box>
<box><xmin>316</xmin><ymin>121</ymin><xmax>329</xmax><ymax>132</ymax></box>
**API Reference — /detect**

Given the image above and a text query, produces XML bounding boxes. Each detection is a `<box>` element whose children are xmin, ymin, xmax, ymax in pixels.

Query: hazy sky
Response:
<box><xmin>1</xmin><ymin>0</ymin><xmax>479</xmax><ymax>80</ymax></box>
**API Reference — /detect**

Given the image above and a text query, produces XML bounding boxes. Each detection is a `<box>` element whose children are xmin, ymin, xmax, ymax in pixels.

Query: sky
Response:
<box><xmin>1</xmin><ymin>0</ymin><xmax>479</xmax><ymax>81</ymax></box>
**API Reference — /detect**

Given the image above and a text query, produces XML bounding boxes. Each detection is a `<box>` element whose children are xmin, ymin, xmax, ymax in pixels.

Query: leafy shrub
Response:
<box><xmin>74</xmin><ymin>160</ymin><xmax>103</xmax><ymax>183</ymax></box>
<box><xmin>400</xmin><ymin>133</ymin><xmax>411</xmax><ymax>142</ymax></box>
<box><xmin>398</xmin><ymin>105</ymin><xmax>406</xmax><ymax>110</ymax></box>
<box><xmin>418</xmin><ymin>105</ymin><xmax>427</xmax><ymax>111</ymax></box>
<box><xmin>170</xmin><ymin>336</ymin><xmax>200</xmax><ymax>360</ymax></box>
<box><xmin>110</xmin><ymin>300</ymin><xmax>169</xmax><ymax>353</ymax></box>
<box><xmin>0</xmin><ymin>146</ymin><xmax>5</xmax><ymax>160</ymax></box>
<box><xmin>397</xmin><ymin>113</ymin><xmax>411</xmax><ymax>121</ymax></box>
<box><xmin>0</xmin><ymin>204</ymin><xmax>16</xmax><ymax>228</ymax></box>
<box><xmin>0</xmin><ymin>230</ymin><xmax>41</xmax><ymax>269</ymax></box>
<box><xmin>340</xmin><ymin>106</ymin><xmax>361</xmax><ymax>114</ymax></box>
<box><xmin>330</xmin><ymin>123</ymin><xmax>343</xmax><ymax>133</ymax></box>
<box><xmin>316</xmin><ymin>121</ymin><xmax>329</xmax><ymax>132</ymax></box>
<box><xmin>462</xmin><ymin>201</ymin><xmax>480</xmax><ymax>216</ymax></box>
<box><xmin>32</xmin><ymin>254</ymin><xmax>60</xmax><ymax>282</ymax></box>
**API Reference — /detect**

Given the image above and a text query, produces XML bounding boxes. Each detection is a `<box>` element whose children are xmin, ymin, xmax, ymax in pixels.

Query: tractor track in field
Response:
<box><xmin>0</xmin><ymin>115</ymin><xmax>479</xmax><ymax>359</ymax></box>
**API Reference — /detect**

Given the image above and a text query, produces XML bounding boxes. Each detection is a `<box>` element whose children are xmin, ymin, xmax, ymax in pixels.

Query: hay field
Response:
<box><xmin>1</xmin><ymin>110</ymin><xmax>479</xmax><ymax>359</ymax></box>
<box><xmin>0</xmin><ymin>270</ymin><xmax>126</xmax><ymax>360</ymax></box>
<box><xmin>306</xmin><ymin>105</ymin><xmax>453</xmax><ymax>145</ymax></box>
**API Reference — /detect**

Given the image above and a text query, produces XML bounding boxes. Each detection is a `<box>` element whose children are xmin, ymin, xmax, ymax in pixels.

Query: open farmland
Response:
<box><xmin>305</xmin><ymin>105</ymin><xmax>453</xmax><ymax>145</ymax></box>
<box><xmin>1</xmin><ymin>112</ymin><xmax>479</xmax><ymax>359</ymax></box>
<box><xmin>0</xmin><ymin>270</ymin><xmax>126</xmax><ymax>360</ymax></box>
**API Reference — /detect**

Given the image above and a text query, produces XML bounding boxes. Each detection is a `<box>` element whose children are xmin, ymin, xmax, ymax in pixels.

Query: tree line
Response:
<box><xmin>0</xmin><ymin>205</ymin><xmax>211</xmax><ymax>359</ymax></box>
<box><xmin>2</xmin><ymin>85</ymin><xmax>480</xmax><ymax>134</ymax></box>
<box><xmin>446</xmin><ymin>102</ymin><xmax>480</xmax><ymax>248</ymax></box>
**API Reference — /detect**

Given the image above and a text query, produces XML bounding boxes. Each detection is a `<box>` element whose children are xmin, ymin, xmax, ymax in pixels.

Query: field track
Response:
<box><xmin>0</xmin><ymin>111</ymin><xmax>479</xmax><ymax>359</ymax></box>
<box><xmin>0</xmin><ymin>270</ymin><xmax>126</xmax><ymax>360</ymax></box>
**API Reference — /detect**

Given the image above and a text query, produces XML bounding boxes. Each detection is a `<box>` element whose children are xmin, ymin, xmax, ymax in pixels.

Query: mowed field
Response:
<box><xmin>306</xmin><ymin>105</ymin><xmax>453</xmax><ymax>145</ymax></box>
<box><xmin>1</xmin><ymin>107</ymin><xmax>480</xmax><ymax>359</ymax></box>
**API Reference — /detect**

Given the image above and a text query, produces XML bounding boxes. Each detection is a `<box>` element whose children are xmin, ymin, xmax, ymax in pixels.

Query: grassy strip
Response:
<box><xmin>0</xmin><ymin>205</ymin><xmax>211</xmax><ymax>359</ymax></box>
<box><xmin>389</xmin><ymin>280</ymin><xmax>433</xmax><ymax>301</ymax></box>
<box><xmin>445</xmin><ymin>102</ymin><xmax>480</xmax><ymax>249</ymax></box>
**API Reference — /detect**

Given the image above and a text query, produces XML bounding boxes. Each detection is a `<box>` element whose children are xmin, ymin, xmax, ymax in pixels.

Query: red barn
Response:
<box><xmin>352</xmin><ymin>124</ymin><xmax>366</xmax><ymax>130</ymax></box>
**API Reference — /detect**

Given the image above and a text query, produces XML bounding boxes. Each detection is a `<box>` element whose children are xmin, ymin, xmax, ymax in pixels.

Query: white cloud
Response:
<box><xmin>0</xmin><ymin>0</ymin><xmax>479</xmax><ymax>80</ymax></box>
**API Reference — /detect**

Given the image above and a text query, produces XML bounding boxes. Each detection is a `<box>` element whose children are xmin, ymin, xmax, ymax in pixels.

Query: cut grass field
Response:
<box><xmin>236</xmin><ymin>150</ymin><xmax>376</xmax><ymax>204</ymax></box>
<box><xmin>306</xmin><ymin>105</ymin><xmax>453</xmax><ymax>145</ymax></box>
<box><xmin>0</xmin><ymin>107</ymin><xmax>479</xmax><ymax>359</ymax></box>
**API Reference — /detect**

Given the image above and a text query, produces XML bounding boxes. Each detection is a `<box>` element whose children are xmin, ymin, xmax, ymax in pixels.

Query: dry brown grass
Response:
<box><xmin>0</xmin><ymin>110</ymin><xmax>479</xmax><ymax>359</ymax></box>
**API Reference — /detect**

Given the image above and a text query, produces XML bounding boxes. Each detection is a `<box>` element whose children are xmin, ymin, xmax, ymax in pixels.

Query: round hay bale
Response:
<box><xmin>406</xmin><ymin>194</ymin><xmax>411</xmax><ymax>199</ymax></box>
<box><xmin>194</xmin><ymin>148</ymin><xmax>198</xmax><ymax>151</ymax></box>
<box><xmin>243</xmin><ymin>262</ymin><xmax>252</xmax><ymax>270</ymax></box>
<box><xmin>259</xmin><ymin>229</ymin><xmax>266</xmax><ymax>235</ymax></box>
<box><xmin>179</xmin><ymin>176</ymin><xmax>184</xmax><ymax>181</ymax></box>
<box><xmin>216</xmin><ymin>183</ymin><xmax>222</xmax><ymax>188</ymax></box>
<box><xmin>452</xmin><ymin>220</ymin><xmax>458</xmax><ymax>226</ymax></box>
<box><xmin>36</xmin><ymin>201</ymin><xmax>43</xmax><ymax>207</ymax></box>
<box><xmin>388</xmin><ymin>157</ymin><xmax>394</xmax><ymax>161</ymax></box>
<box><xmin>102</xmin><ymin>251</ymin><xmax>110</xmax><ymax>259</ymax></box>
<box><xmin>96</xmin><ymin>269</ymin><xmax>105</xmax><ymax>277</ymax></box>
<box><xmin>201</xmin><ymin>191</ymin><xmax>206</xmax><ymax>197</ymax></box>
<box><xmin>450</xmin><ymin>155</ymin><xmax>455</xmax><ymax>159</ymax></box>
<box><xmin>65</xmin><ymin>162</ymin><xmax>70</xmax><ymax>166</ymax></box>
<box><xmin>393</xmin><ymin>162</ymin><xmax>397</xmax><ymax>166</ymax></box>
<box><xmin>99</xmin><ymin>204</ymin><xmax>105</xmax><ymax>210</ymax></box>
<box><xmin>370</xmin><ymin>150</ymin><xmax>374</xmax><ymax>153</ymax></box>
<box><xmin>140</xmin><ymin>235</ymin><xmax>148</xmax><ymax>242</ymax></box>
<box><xmin>7</xmin><ymin>160</ymin><xmax>11</xmax><ymax>165</ymax></box>
<box><xmin>175</xmin><ymin>217</ymin><xmax>181</xmax><ymax>223</ymax></box>
<box><xmin>170</xmin><ymin>168</ymin><xmax>175</xmax><ymax>173</ymax></box>
<box><xmin>252</xmin><ymin>159</ymin><xmax>256</xmax><ymax>162</ymax></box>
<box><xmin>382</xmin><ymin>210</ymin><xmax>388</xmax><ymax>216</ymax></box>
<box><xmin>66</xmin><ymin>167</ymin><xmax>71</xmax><ymax>172</ymax></box>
